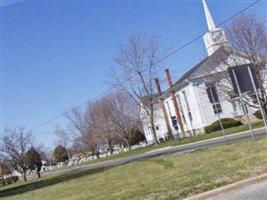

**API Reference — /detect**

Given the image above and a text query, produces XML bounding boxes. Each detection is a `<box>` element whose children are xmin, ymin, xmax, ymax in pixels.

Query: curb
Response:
<box><xmin>184</xmin><ymin>173</ymin><xmax>267</xmax><ymax>200</ymax></box>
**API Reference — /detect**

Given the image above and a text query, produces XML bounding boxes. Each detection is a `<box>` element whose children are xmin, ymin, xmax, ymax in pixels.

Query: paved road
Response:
<box><xmin>42</xmin><ymin>128</ymin><xmax>267</xmax><ymax>178</ymax></box>
<box><xmin>207</xmin><ymin>180</ymin><xmax>267</xmax><ymax>200</ymax></box>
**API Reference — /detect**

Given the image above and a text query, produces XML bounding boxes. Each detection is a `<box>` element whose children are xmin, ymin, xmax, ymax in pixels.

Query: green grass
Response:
<box><xmin>81</xmin><ymin>121</ymin><xmax>264</xmax><ymax>162</ymax></box>
<box><xmin>1</xmin><ymin>136</ymin><xmax>267</xmax><ymax>200</ymax></box>
<box><xmin>6</xmin><ymin>121</ymin><xmax>263</xmax><ymax>177</ymax></box>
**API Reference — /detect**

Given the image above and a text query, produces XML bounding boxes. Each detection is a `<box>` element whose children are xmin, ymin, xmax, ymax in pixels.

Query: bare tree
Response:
<box><xmin>105</xmin><ymin>90</ymin><xmax>140</xmax><ymax>149</ymax></box>
<box><xmin>66</xmin><ymin>107</ymin><xmax>100</xmax><ymax>158</ymax></box>
<box><xmin>35</xmin><ymin>144</ymin><xmax>51</xmax><ymax>163</ymax></box>
<box><xmin>69</xmin><ymin>138</ymin><xmax>89</xmax><ymax>156</ymax></box>
<box><xmin>54</xmin><ymin>125</ymin><xmax>74</xmax><ymax>160</ymax></box>
<box><xmin>112</xmin><ymin>35</ymin><xmax>162</xmax><ymax>144</ymax></box>
<box><xmin>88</xmin><ymin>99</ymin><xmax>117</xmax><ymax>154</ymax></box>
<box><xmin>1</xmin><ymin>127</ymin><xmax>32</xmax><ymax>181</ymax></box>
<box><xmin>226</xmin><ymin>13</ymin><xmax>267</xmax><ymax>119</ymax></box>
<box><xmin>55</xmin><ymin>126</ymin><xmax>71</xmax><ymax>149</ymax></box>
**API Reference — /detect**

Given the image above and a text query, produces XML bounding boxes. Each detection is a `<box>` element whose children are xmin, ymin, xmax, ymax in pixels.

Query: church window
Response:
<box><xmin>212</xmin><ymin>103</ymin><xmax>222</xmax><ymax>114</ymax></box>
<box><xmin>206</xmin><ymin>85</ymin><xmax>223</xmax><ymax>114</ymax></box>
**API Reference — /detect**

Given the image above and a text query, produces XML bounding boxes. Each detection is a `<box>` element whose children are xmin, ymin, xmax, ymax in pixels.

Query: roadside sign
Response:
<box><xmin>228</xmin><ymin>64</ymin><xmax>259</xmax><ymax>94</ymax></box>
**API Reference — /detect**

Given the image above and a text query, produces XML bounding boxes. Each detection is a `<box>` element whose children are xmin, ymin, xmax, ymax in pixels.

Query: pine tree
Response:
<box><xmin>129</xmin><ymin>128</ymin><xmax>146</xmax><ymax>146</ymax></box>
<box><xmin>53</xmin><ymin>145</ymin><xmax>69</xmax><ymax>164</ymax></box>
<box><xmin>26</xmin><ymin>147</ymin><xmax>42</xmax><ymax>178</ymax></box>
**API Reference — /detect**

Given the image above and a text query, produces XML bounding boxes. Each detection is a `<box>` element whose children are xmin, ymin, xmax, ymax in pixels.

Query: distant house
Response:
<box><xmin>140</xmin><ymin>95</ymin><xmax>169</xmax><ymax>143</ymax></box>
<box><xmin>141</xmin><ymin>0</ymin><xmax>265</xmax><ymax>144</ymax></box>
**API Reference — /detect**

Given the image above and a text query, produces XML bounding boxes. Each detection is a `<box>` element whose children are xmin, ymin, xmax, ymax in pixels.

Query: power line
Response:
<box><xmin>30</xmin><ymin>0</ymin><xmax>262</xmax><ymax>132</ymax></box>
<box><xmin>31</xmin><ymin>76</ymin><xmax>171</xmax><ymax>134</ymax></box>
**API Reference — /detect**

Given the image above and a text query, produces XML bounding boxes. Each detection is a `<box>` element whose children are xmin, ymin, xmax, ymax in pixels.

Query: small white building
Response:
<box><xmin>140</xmin><ymin>95</ymin><xmax>169</xmax><ymax>143</ymax></box>
<box><xmin>141</xmin><ymin>0</ymin><xmax>264</xmax><ymax>144</ymax></box>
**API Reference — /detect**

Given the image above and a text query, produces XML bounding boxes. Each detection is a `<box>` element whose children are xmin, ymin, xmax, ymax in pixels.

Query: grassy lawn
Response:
<box><xmin>96</xmin><ymin>121</ymin><xmax>265</xmax><ymax>160</ymax></box>
<box><xmin>74</xmin><ymin>121</ymin><xmax>264</xmax><ymax>163</ymax></box>
<box><xmin>1</xmin><ymin>136</ymin><xmax>267</xmax><ymax>200</ymax></box>
<box><xmin>3</xmin><ymin>121</ymin><xmax>263</xmax><ymax>180</ymax></box>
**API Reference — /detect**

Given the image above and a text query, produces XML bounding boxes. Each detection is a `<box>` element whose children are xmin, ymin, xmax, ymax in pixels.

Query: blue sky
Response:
<box><xmin>1</xmin><ymin>0</ymin><xmax>266</xmax><ymax>148</ymax></box>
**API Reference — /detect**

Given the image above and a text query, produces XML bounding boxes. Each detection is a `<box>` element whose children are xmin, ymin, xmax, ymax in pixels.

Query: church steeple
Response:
<box><xmin>202</xmin><ymin>0</ymin><xmax>216</xmax><ymax>31</ymax></box>
<box><xmin>202</xmin><ymin>0</ymin><xmax>227</xmax><ymax>56</ymax></box>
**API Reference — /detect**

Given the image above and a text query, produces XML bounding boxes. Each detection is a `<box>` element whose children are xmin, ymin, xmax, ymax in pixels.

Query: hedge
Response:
<box><xmin>204</xmin><ymin>118</ymin><xmax>242</xmax><ymax>134</ymax></box>
<box><xmin>253</xmin><ymin>110</ymin><xmax>263</xmax><ymax>119</ymax></box>
<box><xmin>2</xmin><ymin>176</ymin><xmax>19</xmax><ymax>185</ymax></box>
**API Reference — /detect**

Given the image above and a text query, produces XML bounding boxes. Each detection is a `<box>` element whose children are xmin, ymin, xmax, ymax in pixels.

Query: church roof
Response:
<box><xmin>173</xmin><ymin>46</ymin><xmax>231</xmax><ymax>86</ymax></box>
<box><xmin>159</xmin><ymin>46</ymin><xmax>233</xmax><ymax>99</ymax></box>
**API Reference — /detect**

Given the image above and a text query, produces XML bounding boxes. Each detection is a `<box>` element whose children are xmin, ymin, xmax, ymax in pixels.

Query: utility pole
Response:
<box><xmin>155</xmin><ymin>78</ymin><xmax>174</xmax><ymax>140</ymax></box>
<box><xmin>165</xmin><ymin>68</ymin><xmax>186</xmax><ymax>137</ymax></box>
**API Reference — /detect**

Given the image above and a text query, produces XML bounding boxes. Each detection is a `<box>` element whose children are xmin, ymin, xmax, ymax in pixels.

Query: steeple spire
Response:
<box><xmin>202</xmin><ymin>0</ymin><xmax>227</xmax><ymax>56</ymax></box>
<box><xmin>202</xmin><ymin>0</ymin><xmax>216</xmax><ymax>31</ymax></box>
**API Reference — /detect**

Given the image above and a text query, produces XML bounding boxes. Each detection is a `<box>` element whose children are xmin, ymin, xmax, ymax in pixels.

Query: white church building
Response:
<box><xmin>141</xmin><ymin>0</ymin><xmax>263</xmax><ymax>144</ymax></box>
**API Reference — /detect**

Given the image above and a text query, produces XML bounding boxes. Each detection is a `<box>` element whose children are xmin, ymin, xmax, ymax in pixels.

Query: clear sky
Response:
<box><xmin>1</xmin><ymin>0</ymin><xmax>267</xmax><ymax>148</ymax></box>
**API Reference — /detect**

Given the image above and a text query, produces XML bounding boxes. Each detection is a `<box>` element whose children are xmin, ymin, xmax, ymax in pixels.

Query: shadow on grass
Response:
<box><xmin>0</xmin><ymin>167</ymin><xmax>110</xmax><ymax>198</ymax></box>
